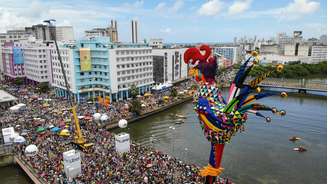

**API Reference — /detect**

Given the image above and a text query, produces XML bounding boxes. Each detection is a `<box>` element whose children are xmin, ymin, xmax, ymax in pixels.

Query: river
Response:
<box><xmin>1</xmin><ymin>93</ymin><xmax>326</xmax><ymax>184</ymax></box>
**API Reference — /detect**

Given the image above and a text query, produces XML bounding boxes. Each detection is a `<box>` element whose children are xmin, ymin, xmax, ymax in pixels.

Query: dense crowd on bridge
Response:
<box><xmin>0</xmin><ymin>80</ymin><xmax>233</xmax><ymax>184</ymax></box>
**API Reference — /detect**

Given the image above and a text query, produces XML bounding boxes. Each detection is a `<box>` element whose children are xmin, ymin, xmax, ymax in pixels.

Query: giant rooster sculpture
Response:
<box><xmin>184</xmin><ymin>45</ymin><xmax>286</xmax><ymax>184</ymax></box>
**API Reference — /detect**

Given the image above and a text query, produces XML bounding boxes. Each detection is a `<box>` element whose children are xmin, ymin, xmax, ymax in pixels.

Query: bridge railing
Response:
<box><xmin>246</xmin><ymin>78</ymin><xmax>327</xmax><ymax>91</ymax></box>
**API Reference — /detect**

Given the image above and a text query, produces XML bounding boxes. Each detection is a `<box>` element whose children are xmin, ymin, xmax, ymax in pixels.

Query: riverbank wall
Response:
<box><xmin>105</xmin><ymin>96</ymin><xmax>193</xmax><ymax>129</ymax></box>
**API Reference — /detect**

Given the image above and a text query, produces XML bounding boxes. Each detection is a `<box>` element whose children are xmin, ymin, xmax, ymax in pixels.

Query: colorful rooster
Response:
<box><xmin>184</xmin><ymin>45</ymin><xmax>286</xmax><ymax>184</ymax></box>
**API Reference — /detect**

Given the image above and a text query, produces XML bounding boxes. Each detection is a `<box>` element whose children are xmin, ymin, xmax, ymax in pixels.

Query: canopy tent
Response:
<box><xmin>25</xmin><ymin>144</ymin><xmax>38</xmax><ymax>156</ymax></box>
<box><xmin>144</xmin><ymin>93</ymin><xmax>152</xmax><ymax>97</ymax></box>
<box><xmin>50</xmin><ymin>127</ymin><xmax>61</xmax><ymax>133</ymax></box>
<box><xmin>36</xmin><ymin>127</ymin><xmax>46</xmax><ymax>133</ymax></box>
<box><xmin>163</xmin><ymin>96</ymin><xmax>170</xmax><ymax>100</ymax></box>
<box><xmin>14</xmin><ymin>136</ymin><xmax>26</xmax><ymax>143</ymax></box>
<box><xmin>59</xmin><ymin>129</ymin><xmax>70</xmax><ymax>136</ymax></box>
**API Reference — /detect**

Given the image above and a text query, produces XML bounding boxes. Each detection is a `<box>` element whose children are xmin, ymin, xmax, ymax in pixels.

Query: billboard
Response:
<box><xmin>80</xmin><ymin>48</ymin><xmax>91</xmax><ymax>71</ymax></box>
<box><xmin>13</xmin><ymin>47</ymin><xmax>24</xmax><ymax>65</ymax></box>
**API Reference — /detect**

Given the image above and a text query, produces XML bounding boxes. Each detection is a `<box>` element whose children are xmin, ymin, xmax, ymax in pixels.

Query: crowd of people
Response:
<box><xmin>0</xmin><ymin>80</ymin><xmax>233</xmax><ymax>184</ymax></box>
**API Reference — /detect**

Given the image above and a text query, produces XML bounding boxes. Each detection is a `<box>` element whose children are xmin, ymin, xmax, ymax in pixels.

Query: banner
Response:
<box><xmin>13</xmin><ymin>47</ymin><xmax>24</xmax><ymax>65</ymax></box>
<box><xmin>80</xmin><ymin>48</ymin><xmax>91</xmax><ymax>71</ymax></box>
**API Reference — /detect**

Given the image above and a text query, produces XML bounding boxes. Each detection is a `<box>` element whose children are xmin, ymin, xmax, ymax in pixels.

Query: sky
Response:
<box><xmin>0</xmin><ymin>0</ymin><xmax>326</xmax><ymax>43</ymax></box>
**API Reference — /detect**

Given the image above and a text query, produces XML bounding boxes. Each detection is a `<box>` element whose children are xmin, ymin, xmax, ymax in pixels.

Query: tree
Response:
<box><xmin>130</xmin><ymin>99</ymin><xmax>141</xmax><ymax>116</ymax></box>
<box><xmin>129</xmin><ymin>84</ymin><xmax>139</xmax><ymax>99</ymax></box>
<box><xmin>37</xmin><ymin>82</ymin><xmax>50</xmax><ymax>93</ymax></box>
<box><xmin>14</xmin><ymin>78</ymin><xmax>24</xmax><ymax>85</ymax></box>
<box><xmin>170</xmin><ymin>87</ymin><xmax>177</xmax><ymax>97</ymax></box>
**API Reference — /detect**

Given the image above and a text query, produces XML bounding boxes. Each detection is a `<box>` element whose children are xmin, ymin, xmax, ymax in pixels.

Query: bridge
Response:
<box><xmin>256</xmin><ymin>78</ymin><xmax>327</xmax><ymax>94</ymax></box>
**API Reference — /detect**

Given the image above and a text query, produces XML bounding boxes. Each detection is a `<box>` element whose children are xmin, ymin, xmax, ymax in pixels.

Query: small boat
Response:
<box><xmin>175</xmin><ymin>114</ymin><xmax>187</xmax><ymax>119</ymax></box>
<box><xmin>175</xmin><ymin>119</ymin><xmax>185</xmax><ymax>124</ymax></box>
<box><xmin>293</xmin><ymin>146</ymin><xmax>307</xmax><ymax>152</ymax></box>
<box><xmin>289</xmin><ymin>136</ymin><xmax>301</xmax><ymax>142</ymax></box>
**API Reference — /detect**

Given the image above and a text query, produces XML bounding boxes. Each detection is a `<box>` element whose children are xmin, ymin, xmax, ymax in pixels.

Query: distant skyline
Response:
<box><xmin>0</xmin><ymin>0</ymin><xmax>326</xmax><ymax>43</ymax></box>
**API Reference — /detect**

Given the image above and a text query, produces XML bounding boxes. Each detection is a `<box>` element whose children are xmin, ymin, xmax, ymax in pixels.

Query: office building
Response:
<box><xmin>25</xmin><ymin>24</ymin><xmax>53</xmax><ymax>41</ymax></box>
<box><xmin>131</xmin><ymin>20</ymin><xmax>138</xmax><ymax>43</ymax></box>
<box><xmin>311</xmin><ymin>45</ymin><xmax>327</xmax><ymax>63</ymax></box>
<box><xmin>2</xmin><ymin>42</ymin><xmax>25</xmax><ymax>79</ymax></box>
<box><xmin>284</xmin><ymin>43</ymin><xmax>310</xmax><ymax>56</ymax></box>
<box><xmin>55</xmin><ymin>26</ymin><xmax>74</xmax><ymax>41</ymax></box>
<box><xmin>149</xmin><ymin>38</ymin><xmax>163</xmax><ymax>48</ymax></box>
<box><xmin>259</xmin><ymin>44</ymin><xmax>279</xmax><ymax>55</ymax></box>
<box><xmin>23</xmin><ymin>39</ymin><xmax>52</xmax><ymax>84</ymax></box>
<box><xmin>50</xmin><ymin>43</ymin><xmax>77</xmax><ymax>100</ymax></box>
<box><xmin>109</xmin><ymin>42</ymin><xmax>153</xmax><ymax>101</ymax></box>
<box><xmin>213</xmin><ymin>47</ymin><xmax>238</xmax><ymax>64</ymax></box>
<box><xmin>152</xmin><ymin>48</ymin><xmax>188</xmax><ymax>84</ymax></box>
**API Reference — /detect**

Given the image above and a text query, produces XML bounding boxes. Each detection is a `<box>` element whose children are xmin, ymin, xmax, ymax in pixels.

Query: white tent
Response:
<box><xmin>100</xmin><ymin>114</ymin><xmax>109</xmax><ymax>121</ymax></box>
<box><xmin>118</xmin><ymin>119</ymin><xmax>128</xmax><ymax>128</ymax></box>
<box><xmin>25</xmin><ymin>144</ymin><xmax>38</xmax><ymax>156</ymax></box>
<box><xmin>93</xmin><ymin>113</ymin><xmax>101</xmax><ymax>121</ymax></box>
<box><xmin>14</xmin><ymin>136</ymin><xmax>26</xmax><ymax>143</ymax></box>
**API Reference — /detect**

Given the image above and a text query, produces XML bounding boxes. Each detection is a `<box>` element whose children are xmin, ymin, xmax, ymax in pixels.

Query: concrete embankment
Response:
<box><xmin>14</xmin><ymin>156</ymin><xmax>46</xmax><ymax>184</ymax></box>
<box><xmin>105</xmin><ymin>96</ymin><xmax>192</xmax><ymax>129</ymax></box>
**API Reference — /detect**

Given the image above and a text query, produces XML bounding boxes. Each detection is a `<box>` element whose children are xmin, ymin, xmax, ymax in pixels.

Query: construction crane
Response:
<box><xmin>44</xmin><ymin>19</ymin><xmax>92</xmax><ymax>150</ymax></box>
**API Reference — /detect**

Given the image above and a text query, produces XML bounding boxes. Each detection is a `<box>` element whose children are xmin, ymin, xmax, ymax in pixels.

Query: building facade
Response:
<box><xmin>2</xmin><ymin>42</ymin><xmax>25</xmax><ymax>79</ymax></box>
<box><xmin>109</xmin><ymin>43</ymin><xmax>153</xmax><ymax>101</ymax></box>
<box><xmin>84</xmin><ymin>19</ymin><xmax>118</xmax><ymax>42</ymax></box>
<box><xmin>149</xmin><ymin>38</ymin><xmax>163</xmax><ymax>48</ymax></box>
<box><xmin>311</xmin><ymin>45</ymin><xmax>327</xmax><ymax>63</ymax></box>
<box><xmin>55</xmin><ymin>26</ymin><xmax>75</xmax><ymax>41</ymax></box>
<box><xmin>152</xmin><ymin>48</ymin><xmax>188</xmax><ymax>84</ymax></box>
<box><xmin>213</xmin><ymin>47</ymin><xmax>238</xmax><ymax>64</ymax></box>
<box><xmin>50</xmin><ymin>43</ymin><xmax>77</xmax><ymax>100</ymax></box>
<box><xmin>23</xmin><ymin>40</ymin><xmax>52</xmax><ymax>84</ymax></box>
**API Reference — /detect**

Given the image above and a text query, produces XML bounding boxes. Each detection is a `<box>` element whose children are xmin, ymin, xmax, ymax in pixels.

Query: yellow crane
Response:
<box><xmin>44</xmin><ymin>19</ymin><xmax>92</xmax><ymax>150</ymax></box>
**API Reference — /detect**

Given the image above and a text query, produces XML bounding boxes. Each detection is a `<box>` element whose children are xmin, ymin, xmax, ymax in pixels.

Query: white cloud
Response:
<box><xmin>198</xmin><ymin>0</ymin><xmax>222</xmax><ymax>16</ymax></box>
<box><xmin>228</xmin><ymin>0</ymin><xmax>252</xmax><ymax>15</ymax></box>
<box><xmin>160</xmin><ymin>27</ymin><xmax>172</xmax><ymax>33</ymax></box>
<box><xmin>226</xmin><ymin>0</ymin><xmax>320</xmax><ymax>20</ymax></box>
<box><xmin>155</xmin><ymin>1</ymin><xmax>184</xmax><ymax>13</ymax></box>
<box><xmin>277</xmin><ymin>0</ymin><xmax>320</xmax><ymax>19</ymax></box>
<box><xmin>155</xmin><ymin>2</ymin><xmax>167</xmax><ymax>12</ymax></box>
<box><xmin>172</xmin><ymin>0</ymin><xmax>184</xmax><ymax>12</ymax></box>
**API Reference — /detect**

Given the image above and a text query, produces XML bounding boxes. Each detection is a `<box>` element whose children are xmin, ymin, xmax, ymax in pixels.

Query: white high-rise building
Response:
<box><xmin>149</xmin><ymin>38</ymin><xmax>163</xmax><ymax>48</ymax></box>
<box><xmin>152</xmin><ymin>48</ymin><xmax>188</xmax><ymax>84</ymax></box>
<box><xmin>56</xmin><ymin>26</ymin><xmax>74</xmax><ymax>41</ymax></box>
<box><xmin>109</xmin><ymin>43</ymin><xmax>153</xmax><ymax>100</ymax></box>
<box><xmin>131</xmin><ymin>20</ymin><xmax>138</xmax><ymax>43</ymax></box>
<box><xmin>49</xmin><ymin>44</ymin><xmax>76</xmax><ymax>95</ymax></box>
<box><xmin>23</xmin><ymin>39</ymin><xmax>52</xmax><ymax>84</ymax></box>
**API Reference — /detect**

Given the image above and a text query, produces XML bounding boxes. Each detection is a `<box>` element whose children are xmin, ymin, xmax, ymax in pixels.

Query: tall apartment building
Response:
<box><xmin>131</xmin><ymin>20</ymin><xmax>138</xmax><ymax>43</ymax></box>
<box><xmin>2</xmin><ymin>42</ymin><xmax>25</xmax><ymax>80</ymax></box>
<box><xmin>25</xmin><ymin>24</ymin><xmax>53</xmax><ymax>41</ymax></box>
<box><xmin>23</xmin><ymin>40</ymin><xmax>52</xmax><ymax>84</ymax></box>
<box><xmin>152</xmin><ymin>48</ymin><xmax>188</xmax><ymax>84</ymax></box>
<box><xmin>311</xmin><ymin>45</ymin><xmax>327</xmax><ymax>63</ymax></box>
<box><xmin>55</xmin><ymin>26</ymin><xmax>74</xmax><ymax>41</ymax></box>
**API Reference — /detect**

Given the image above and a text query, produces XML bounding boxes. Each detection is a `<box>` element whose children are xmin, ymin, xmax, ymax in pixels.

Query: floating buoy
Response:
<box><xmin>276</xmin><ymin>64</ymin><xmax>284</xmax><ymax>72</ymax></box>
<box><xmin>280</xmin><ymin>92</ymin><xmax>288</xmax><ymax>97</ymax></box>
